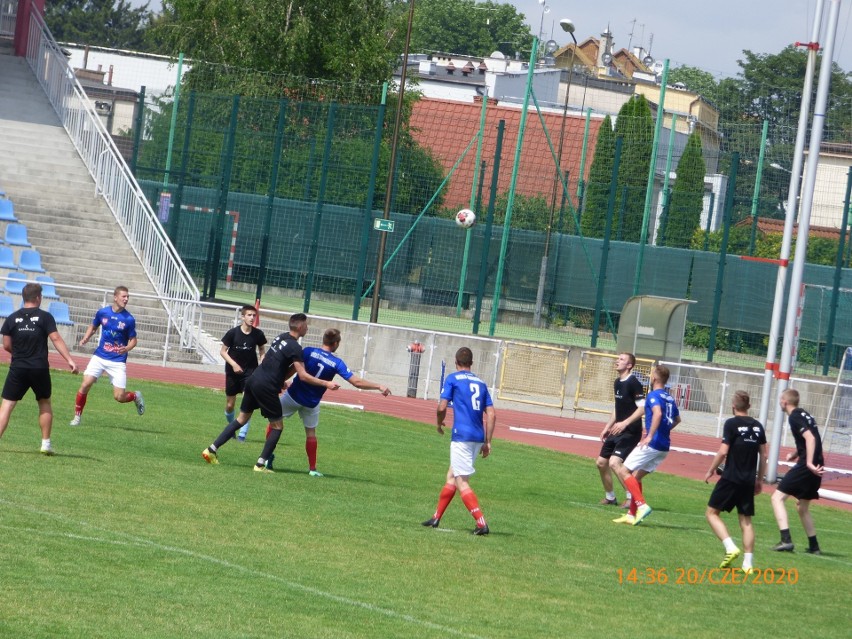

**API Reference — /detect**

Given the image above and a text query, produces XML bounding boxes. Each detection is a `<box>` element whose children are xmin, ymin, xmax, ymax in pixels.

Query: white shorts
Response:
<box><xmin>280</xmin><ymin>390</ymin><xmax>320</xmax><ymax>429</ymax></box>
<box><xmin>624</xmin><ymin>445</ymin><xmax>669</xmax><ymax>474</ymax></box>
<box><xmin>450</xmin><ymin>441</ymin><xmax>483</xmax><ymax>477</ymax></box>
<box><xmin>83</xmin><ymin>355</ymin><xmax>128</xmax><ymax>389</ymax></box>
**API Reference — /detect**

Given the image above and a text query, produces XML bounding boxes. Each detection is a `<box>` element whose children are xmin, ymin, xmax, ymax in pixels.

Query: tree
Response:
<box><xmin>150</xmin><ymin>0</ymin><xmax>404</xmax><ymax>91</ymax></box>
<box><xmin>46</xmin><ymin>0</ymin><xmax>153</xmax><ymax>50</ymax></box>
<box><xmin>613</xmin><ymin>95</ymin><xmax>654</xmax><ymax>242</ymax></box>
<box><xmin>579</xmin><ymin>115</ymin><xmax>614</xmax><ymax>238</ymax></box>
<box><xmin>410</xmin><ymin>0</ymin><xmax>533</xmax><ymax>58</ymax></box>
<box><xmin>667</xmin><ymin>65</ymin><xmax>719</xmax><ymax>102</ymax></box>
<box><xmin>664</xmin><ymin>131</ymin><xmax>705</xmax><ymax>248</ymax></box>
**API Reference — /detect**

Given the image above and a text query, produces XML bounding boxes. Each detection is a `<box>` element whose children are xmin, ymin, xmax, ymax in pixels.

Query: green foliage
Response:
<box><xmin>46</xmin><ymin>0</ymin><xmax>153</xmax><ymax>50</ymax></box>
<box><xmin>411</xmin><ymin>0</ymin><xmax>533</xmax><ymax>57</ymax></box>
<box><xmin>580</xmin><ymin>115</ymin><xmax>615</xmax><ymax>238</ymax></box>
<box><xmin>667</xmin><ymin>65</ymin><xmax>720</xmax><ymax>101</ymax></box>
<box><xmin>492</xmin><ymin>192</ymin><xmax>549</xmax><ymax>231</ymax></box>
<box><xmin>613</xmin><ymin>96</ymin><xmax>654</xmax><ymax>242</ymax></box>
<box><xmin>692</xmin><ymin>226</ymin><xmax>844</xmax><ymax>267</ymax></box>
<box><xmin>151</xmin><ymin>0</ymin><xmax>402</xmax><ymax>90</ymax></box>
<box><xmin>664</xmin><ymin>132</ymin><xmax>706</xmax><ymax>248</ymax></box>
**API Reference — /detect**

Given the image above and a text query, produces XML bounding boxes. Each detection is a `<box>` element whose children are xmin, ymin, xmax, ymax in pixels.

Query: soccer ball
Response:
<box><xmin>455</xmin><ymin>208</ymin><xmax>476</xmax><ymax>228</ymax></box>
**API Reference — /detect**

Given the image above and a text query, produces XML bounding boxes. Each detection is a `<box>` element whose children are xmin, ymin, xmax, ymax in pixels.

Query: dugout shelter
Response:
<box><xmin>616</xmin><ymin>296</ymin><xmax>694</xmax><ymax>361</ymax></box>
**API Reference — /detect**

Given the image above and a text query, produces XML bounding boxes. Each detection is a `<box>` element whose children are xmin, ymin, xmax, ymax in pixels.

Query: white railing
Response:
<box><xmin>0</xmin><ymin>0</ymin><xmax>15</xmax><ymax>37</ymax></box>
<box><xmin>22</xmin><ymin>8</ymin><xmax>200</xmax><ymax>349</ymax></box>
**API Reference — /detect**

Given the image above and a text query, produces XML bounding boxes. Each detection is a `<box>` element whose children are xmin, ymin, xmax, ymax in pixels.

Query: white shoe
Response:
<box><xmin>70</xmin><ymin>415</ymin><xmax>81</xmax><ymax>426</ymax></box>
<box><xmin>40</xmin><ymin>443</ymin><xmax>55</xmax><ymax>456</ymax></box>
<box><xmin>134</xmin><ymin>391</ymin><xmax>145</xmax><ymax>415</ymax></box>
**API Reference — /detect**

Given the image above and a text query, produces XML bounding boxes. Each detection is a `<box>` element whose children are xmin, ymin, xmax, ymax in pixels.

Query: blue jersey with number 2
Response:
<box><xmin>441</xmin><ymin>370</ymin><xmax>493</xmax><ymax>442</ymax></box>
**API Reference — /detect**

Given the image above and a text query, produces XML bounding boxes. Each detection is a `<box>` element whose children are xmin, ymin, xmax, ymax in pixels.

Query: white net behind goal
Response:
<box><xmin>823</xmin><ymin>346</ymin><xmax>852</xmax><ymax>475</ymax></box>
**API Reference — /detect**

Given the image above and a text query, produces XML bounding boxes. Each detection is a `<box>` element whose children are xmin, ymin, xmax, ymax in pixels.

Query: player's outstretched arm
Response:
<box><xmin>78</xmin><ymin>323</ymin><xmax>97</xmax><ymax>346</ymax></box>
<box><xmin>348</xmin><ymin>375</ymin><xmax>391</xmax><ymax>396</ymax></box>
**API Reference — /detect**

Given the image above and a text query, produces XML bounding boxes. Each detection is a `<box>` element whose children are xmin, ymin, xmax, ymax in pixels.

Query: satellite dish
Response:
<box><xmin>490</xmin><ymin>51</ymin><xmax>505</xmax><ymax>59</ymax></box>
<box><xmin>602</xmin><ymin>52</ymin><xmax>612</xmax><ymax>65</ymax></box>
<box><xmin>643</xmin><ymin>54</ymin><xmax>654</xmax><ymax>67</ymax></box>
<box><xmin>545</xmin><ymin>39</ymin><xmax>559</xmax><ymax>54</ymax></box>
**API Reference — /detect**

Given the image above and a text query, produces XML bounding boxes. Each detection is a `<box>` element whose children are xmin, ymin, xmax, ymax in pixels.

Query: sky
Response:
<box><xmin>134</xmin><ymin>1</ymin><xmax>852</xmax><ymax>77</ymax></box>
<box><xmin>509</xmin><ymin>0</ymin><xmax>852</xmax><ymax>77</ymax></box>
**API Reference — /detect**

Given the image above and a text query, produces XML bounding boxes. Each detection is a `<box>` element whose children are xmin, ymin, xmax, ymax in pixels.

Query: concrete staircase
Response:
<box><xmin>0</xmin><ymin>40</ymin><xmax>201</xmax><ymax>362</ymax></box>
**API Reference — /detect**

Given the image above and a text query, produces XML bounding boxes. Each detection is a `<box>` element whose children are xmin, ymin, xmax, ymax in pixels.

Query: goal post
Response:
<box><xmin>824</xmin><ymin>346</ymin><xmax>852</xmax><ymax>464</ymax></box>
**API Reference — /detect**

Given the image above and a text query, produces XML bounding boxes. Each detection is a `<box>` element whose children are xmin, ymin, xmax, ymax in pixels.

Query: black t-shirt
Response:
<box><xmin>0</xmin><ymin>307</ymin><xmax>58</xmax><ymax>369</ymax></box>
<box><xmin>614</xmin><ymin>374</ymin><xmax>645</xmax><ymax>436</ymax></box>
<box><xmin>250</xmin><ymin>332</ymin><xmax>303</xmax><ymax>388</ymax></box>
<box><xmin>721</xmin><ymin>415</ymin><xmax>766</xmax><ymax>485</ymax></box>
<box><xmin>221</xmin><ymin>325</ymin><xmax>267</xmax><ymax>375</ymax></box>
<box><xmin>788</xmin><ymin>407</ymin><xmax>824</xmax><ymax>467</ymax></box>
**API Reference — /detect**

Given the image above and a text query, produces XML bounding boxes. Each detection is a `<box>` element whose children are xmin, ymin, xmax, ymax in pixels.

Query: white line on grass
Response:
<box><xmin>0</xmin><ymin>498</ymin><xmax>486</xmax><ymax>639</ymax></box>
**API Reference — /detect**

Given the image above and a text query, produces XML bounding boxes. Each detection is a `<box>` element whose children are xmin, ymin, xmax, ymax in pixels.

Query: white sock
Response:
<box><xmin>743</xmin><ymin>552</ymin><xmax>753</xmax><ymax>569</ymax></box>
<box><xmin>722</xmin><ymin>537</ymin><xmax>738</xmax><ymax>553</ymax></box>
<box><xmin>605</xmin><ymin>491</ymin><xmax>616</xmax><ymax>501</ymax></box>
<box><xmin>41</xmin><ymin>438</ymin><xmax>50</xmax><ymax>448</ymax></box>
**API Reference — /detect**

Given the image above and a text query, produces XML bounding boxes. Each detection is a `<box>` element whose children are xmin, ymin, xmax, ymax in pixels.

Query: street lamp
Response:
<box><xmin>534</xmin><ymin>18</ymin><xmax>578</xmax><ymax>328</ymax></box>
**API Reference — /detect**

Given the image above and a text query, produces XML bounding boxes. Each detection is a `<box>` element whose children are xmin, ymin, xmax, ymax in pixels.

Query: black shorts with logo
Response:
<box><xmin>239</xmin><ymin>375</ymin><xmax>283</xmax><ymax>421</ymax></box>
<box><xmin>708</xmin><ymin>477</ymin><xmax>756</xmax><ymax>516</ymax></box>
<box><xmin>599</xmin><ymin>429</ymin><xmax>641</xmax><ymax>461</ymax></box>
<box><xmin>778</xmin><ymin>464</ymin><xmax>822</xmax><ymax>501</ymax></box>
<box><xmin>2</xmin><ymin>367</ymin><xmax>52</xmax><ymax>402</ymax></box>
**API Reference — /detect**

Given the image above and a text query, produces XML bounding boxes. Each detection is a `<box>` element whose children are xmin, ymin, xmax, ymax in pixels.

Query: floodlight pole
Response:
<box><xmin>757</xmin><ymin>0</ymin><xmax>824</xmax><ymax>442</ymax></box>
<box><xmin>767</xmin><ymin>0</ymin><xmax>841</xmax><ymax>484</ymax></box>
<box><xmin>370</xmin><ymin>0</ymin><xmax>415</xmax><ymax>323</ymax></box>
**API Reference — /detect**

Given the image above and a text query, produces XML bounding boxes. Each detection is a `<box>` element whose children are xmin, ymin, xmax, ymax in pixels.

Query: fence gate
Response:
<box><xmin>574</xmin><ymin>351</ymin><xmax>655</xmax><ymax>414</ymax></box>
<box><xmin>497</xmin><ymin>341</ymin><xmax>569</xmax><ymax>408</ymax></box>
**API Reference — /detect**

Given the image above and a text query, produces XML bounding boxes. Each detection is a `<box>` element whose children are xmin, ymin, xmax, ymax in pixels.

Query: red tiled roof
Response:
<box><xmin>736</xmin><ymin>217</ymin><xmax>850</xmax><ymax>240</ymax></box>
<box><xmin>409</xmin><ymin>98</ymin><xmax>602</xmax><ymax>210</ymax></box>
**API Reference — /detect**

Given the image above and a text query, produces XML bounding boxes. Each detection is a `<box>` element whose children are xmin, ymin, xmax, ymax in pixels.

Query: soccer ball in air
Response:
<box><xmin>455</xmin><ymin>208</ymin><xmax>477</xmax><ymax>228</ymax></box>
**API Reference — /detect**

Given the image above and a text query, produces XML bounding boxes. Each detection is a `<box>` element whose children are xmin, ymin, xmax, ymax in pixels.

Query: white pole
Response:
<box><xmin>758</xmin><ymin>0</ymin><xmax>824</xmax><ymax>434</ymax></box>
<box><xmin>768</xmin><ymin>0</ymin><xmax>842</xmax><ymax>483</ymax></box>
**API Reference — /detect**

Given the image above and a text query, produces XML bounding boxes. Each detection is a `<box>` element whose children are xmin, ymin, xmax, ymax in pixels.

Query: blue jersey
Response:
<box><xmin>440</xmin><ymin>370</ymin><xmax>493</xmax><ymax>442</ymax></box>
<box><xmin>288</xmin><ymin>347</ymin><xmax>353</xmax><ymax>408</ymax></box>
<box><xmin>92</xmin><ymin>306</ymin><xmax>136</xmax><ymax>363</ymax></box>
<box><xmin>644</xmin><ymin>388</ymin><xmax>679</xmax><ymax>451</ymax></box>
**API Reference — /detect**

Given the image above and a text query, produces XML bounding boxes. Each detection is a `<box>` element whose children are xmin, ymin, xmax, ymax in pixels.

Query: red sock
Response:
<box><xmin>306</xmin><ymin>436</ymin><xmax>317</xmax><ymax>470</ymax></box>
<box><xmin>460</xmin><ymin>488</ymin><xmax>487</xmax><ymax>528</ymax></box>
<box><xmin>125</xmin><ymin>391</ymin><xmax>137</xmax><ymax>403</ymax></box>
<box><xmin>433</xmin><ymin>483</ymin><xmax>456</xmax><ymax>520</ymax></box>
<box><xmin>75</xmin><ymin>392</ymin><xmax>88</xmax><ymax>416</ymax></box>
<box><xmin>624</xmin><ymin>476</ymin><xmax>645</xmax><ymax>511</ymax></box>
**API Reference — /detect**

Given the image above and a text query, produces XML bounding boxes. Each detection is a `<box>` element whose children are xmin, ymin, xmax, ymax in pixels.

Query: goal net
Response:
<box><xmin>823</xmin><ymin>346</ymin><xmax>852</xmax><ymax>487</ymax></box>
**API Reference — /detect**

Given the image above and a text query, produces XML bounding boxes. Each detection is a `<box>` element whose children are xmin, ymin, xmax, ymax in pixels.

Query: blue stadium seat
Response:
<box><xmin>18</xmin><ymin>249</ymin><xmax>46</xmax><ymax>273</ymax></box>
<box><xmin>48</xmin><ymin>301</ymin><xmax>73</xmax><ymax>326</ymax></box>
<box><xmin>3</xmin><ymin>272</ymin><xmax>26</xmax><ymax>295</ymax></box>
<box><xmin>36</xmin><ymin>276</ymin><xmax>59</xmax><ymax>299</ymax></box>
<box><xmin>4</xmin><ymin>223</ymin><xmax>30</xmax><ymax>247</ymax></box>
<box><xmin>0</xmin><ymin>246</ymin><xmax>16</xmax><ymax>270</ymax></box>
<box><xmin>0</xmin><ymin>199</ymin><xmax>16</xmax><ymax>222</ymax></box>
<box><xmin>0</xmin><ymin>295</ymin><xmax>14</xmax><ymax>318</ymax></box>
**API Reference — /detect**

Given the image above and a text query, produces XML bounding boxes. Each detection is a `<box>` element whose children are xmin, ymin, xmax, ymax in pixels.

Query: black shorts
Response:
<box><xmin>225</xmin><ymin>370</ymin><xmax>253</xmax><ymax>397</ymax></box>
<box><xmin>239</xmin><ymin>376</ymin><xmax>283</xmax><ymax>422</ymax></box>
<box><xmin>599</xmin><ymin>430</ymin><xmax>641</xmax><ymax>461</ymax></box>
<box><xmin>2</xmin><ymin>367</ymin><xmax>52</xmax><ymax>402</ymax></box>
<box><xmin>708</xmin><ymin>478</ymin><xmax>756</xmax><ymax>516</ymax></box>
<box><xmin>778</xmin><ymin>464</ymin><xmax>822</xmax><ymax>501</ymax></box>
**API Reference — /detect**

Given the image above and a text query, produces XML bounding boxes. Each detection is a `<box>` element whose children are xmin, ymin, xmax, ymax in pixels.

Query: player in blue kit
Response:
<box><xmin>422</xmin><ymin>347</ymin><xmax>496</xmax><ymax>535</ymax></box>
<box><xmin>613</xmin><ymin>364</ymin><xmax>680</xmax><ymax>526</ymax></box>
<box><xmin>71</xmin><ymin>286</ymin><xmax>144</xmax><ymax>425</ymax></box>
<box><xmin>277</xmin><ymin>328</ymin><xmax>390</xmax><ymax>475</ymax></box>
<box><xmin>202</xmin><ymin>313</ymin><xmax>339</xmax><ymax>472</ymax></box>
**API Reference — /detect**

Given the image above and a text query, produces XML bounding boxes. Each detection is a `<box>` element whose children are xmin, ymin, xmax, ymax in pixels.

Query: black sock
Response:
<box><xmin>780</xmin><ymin>528</ymin><xmax>793</xmax><ymax>543</ymax></box>
<box><xmin>213</xmin><ymin>420</ymin><xmax>243</xmax><ymax>449</ymax></box>
<box><xmin>259</xmin><ymin>428</ymin><xmax>282</xmax><ymax>465</ymax></box>
<box><xmin>808</xmin><ymin>535</ymin><xmax>819</xmax><ymax>550</ymax></box>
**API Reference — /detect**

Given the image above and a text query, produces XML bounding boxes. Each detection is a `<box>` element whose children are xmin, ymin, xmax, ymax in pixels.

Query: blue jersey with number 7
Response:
<box><xmin>441</xmin><ymin>370</ymin><xmax>493</xmax><ymax>442</ymax></box>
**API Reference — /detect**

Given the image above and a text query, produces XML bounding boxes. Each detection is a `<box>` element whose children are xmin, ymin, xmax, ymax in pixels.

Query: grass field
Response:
<box><xmin>1</xmin><ymin>370</ymin><xmax>850</xmax><ymax>639</ymax></box>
